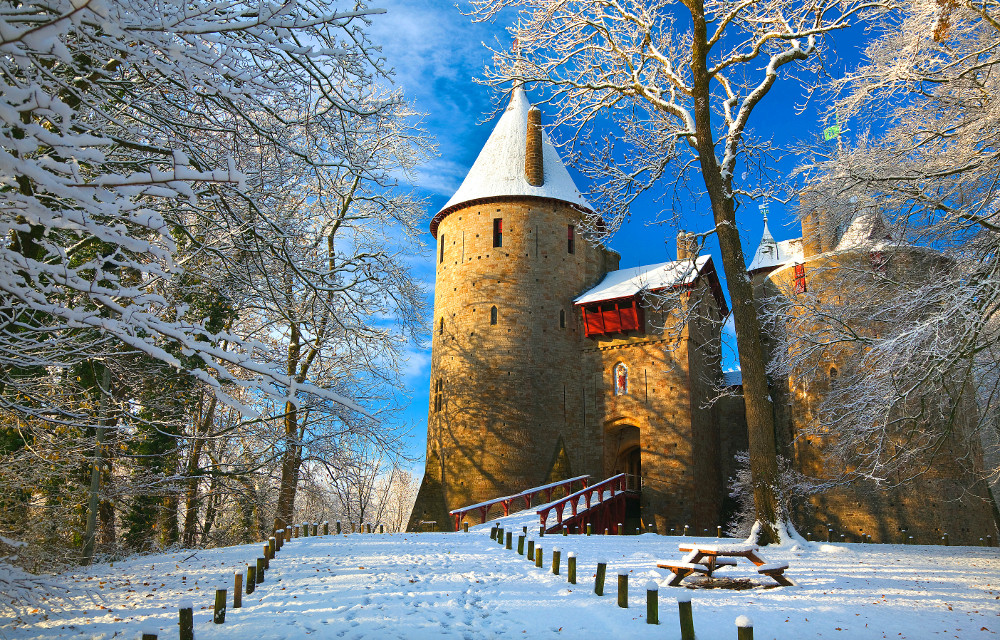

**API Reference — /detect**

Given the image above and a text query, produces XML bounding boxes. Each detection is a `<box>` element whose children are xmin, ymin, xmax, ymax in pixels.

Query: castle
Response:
<box><xmin>407</xmin><ymin>88</ymin><xmax>999</xmax><ymax>543</ymax></box>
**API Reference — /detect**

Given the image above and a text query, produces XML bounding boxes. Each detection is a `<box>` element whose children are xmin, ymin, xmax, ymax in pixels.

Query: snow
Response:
<box><xmin>747</xmin><ymin>217</ymin><xmax>804</xmax><ymax>272</ymax></box>
<box><xmin>5</xmin><ymin>530</ymin><xmax>1000</xmax><ymax>639</ymax></box>
<box><xmin>835</xmin><ymin>208</ymin><xmax>900</xmax><ymax>251</ymax></box>
<box><xmin>574</xmin><ymin>256</ymin><xmax>711</xmax><ymax>305</ymax></box>
<box><xmin>436</xmin><ymin>87</ymin><xmax>592</xmax><ymax>221</ymax></box>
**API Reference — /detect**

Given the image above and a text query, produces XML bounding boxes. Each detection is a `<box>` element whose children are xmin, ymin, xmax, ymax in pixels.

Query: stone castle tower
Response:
<box><xmin>408</xmin><ymin>88</ymin><xmax>738</xmax><ymax>533</ymax></box>
<box><xmin>749</xmin><ymin>207</ymin><xmax>999</xmax><ymax>543</ymax></box>
<box><xmin>408</xmin><ymin>89</ymin><xmax>1000</xmax><ymax>544</ymax></box>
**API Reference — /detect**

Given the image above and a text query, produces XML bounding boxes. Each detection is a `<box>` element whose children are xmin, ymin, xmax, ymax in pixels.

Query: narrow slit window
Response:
<box><xmin>493</xmin><ymin>218</ymin><xmax>503</xmax><ymax>248</ymax></box>
<box><xmin>438</xmin><ymin>317</ymin><xmax>444</xmax><ymax>335</ymax></box>
<box><xmin>567</xmin><ymin>225</ymin><xmax>575</xmax><ymax>254</ymax></box>
<box><xmin>559</xmin><ymin>309</ymin><xmax>566</xmax><ymax>328</ymax></box>
<box><xmin>490</xmin><ymin>305</ymin><xmax>498</xmax><ymax>325</ymax></box>
<box><xmin>439</xmin><ymin>234</ymin><xmax>445</xmax><ymax>263</ymax></box>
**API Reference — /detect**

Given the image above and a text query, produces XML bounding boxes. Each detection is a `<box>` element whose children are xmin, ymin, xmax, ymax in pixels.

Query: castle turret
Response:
<box><xmin>409</xmin><ymin>88</ymin><xmax>617</xmax><ymax>531</ymax></box>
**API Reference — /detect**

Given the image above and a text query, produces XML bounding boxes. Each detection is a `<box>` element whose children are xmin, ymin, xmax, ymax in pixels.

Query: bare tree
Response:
<box><xmin>468</xmin><ymin>0</ymin><xmax>876</xmax><ymax>543</ymax></box>
<box><xmin>782</xmin><ymin>0</ymin><xmax>1000</xmax><ymax>497</ymax></box>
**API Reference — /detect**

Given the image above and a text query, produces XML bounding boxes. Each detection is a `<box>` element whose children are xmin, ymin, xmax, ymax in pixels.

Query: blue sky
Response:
<box><xmin>367</xmin><ymin>1</ymin><xmax>870</xmax><ymax>468</ymax></box>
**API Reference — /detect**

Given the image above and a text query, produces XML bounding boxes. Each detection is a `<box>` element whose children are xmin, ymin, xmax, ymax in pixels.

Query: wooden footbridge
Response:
<box><xmin>448</xmin><ymin>474</ymin><xmax>638</xmax><ymax>535</ymax></box>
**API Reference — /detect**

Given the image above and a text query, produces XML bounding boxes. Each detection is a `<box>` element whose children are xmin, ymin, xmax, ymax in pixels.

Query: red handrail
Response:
<box><xmin>535</xmin><ymin>473</ymin><xmax>628</xmax><ymax>531</ymax></box>
<box><xmin>448</xmin><ymin>475</ymin><xmax>590</xmax><ymax>531</ymax></box>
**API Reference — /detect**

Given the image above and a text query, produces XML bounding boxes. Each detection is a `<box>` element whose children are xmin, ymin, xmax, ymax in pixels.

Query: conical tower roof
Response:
<box><xmin>747</xmin><ymin>216</ymin><xmax>802</xmax><ymax>273</ymax></box>
<box><xmin>834</xmin><ymin>207</ymin><xmax>899</xmax><ymax>251</ymax></box>
<box><xmin>430</xmin><ymin>87</ymin><xmax>592</xmax><ymax>237</ymax></box>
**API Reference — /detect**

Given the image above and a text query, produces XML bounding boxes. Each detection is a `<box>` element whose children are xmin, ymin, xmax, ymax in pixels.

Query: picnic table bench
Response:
<box><xmin>657</xmin><ymin>542</ymin><xmax>793</xmax><ymax>586</ymax></box>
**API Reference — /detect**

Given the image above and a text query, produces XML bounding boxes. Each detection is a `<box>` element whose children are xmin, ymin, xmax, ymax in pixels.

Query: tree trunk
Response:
<box><xmin>689</xmin><ymin>0</ymin><xmax>780</xmax><ymax>544</ymax></box>
<box><xmin>182</xmin><ymin>394</ymin><xmax>217</xmax><ymax>547</ymax></box>
<box><xmin>274</xmin><ymin>322</ymin><xmax>302</xmax><ymax>532</ymax></box>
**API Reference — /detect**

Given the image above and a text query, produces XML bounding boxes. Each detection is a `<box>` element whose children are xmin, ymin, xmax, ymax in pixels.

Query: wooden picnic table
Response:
<box><xmin>657</xmin><ymin>542</ymin><xmax>793</xmax><ymax>586</ymax></box>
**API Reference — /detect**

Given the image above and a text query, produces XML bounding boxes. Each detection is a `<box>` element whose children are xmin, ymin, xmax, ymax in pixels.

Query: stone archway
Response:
<box><xmin>605</xmin><ymin>423</ymin><xmax>641</xmax><ymax>491</ymax></box>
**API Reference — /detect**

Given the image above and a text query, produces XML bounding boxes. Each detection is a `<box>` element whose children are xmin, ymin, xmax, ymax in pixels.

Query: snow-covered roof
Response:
<box><xmin>574</xmin><ymin>256</ymin><xmax>710</xmax><ymax>305</ymax></box>
<box><xmin>834</xmin><ymin>208</ymin><xmax>899</xmax><ymax>251</ymax></box>
<box><xmin>747</xmin><ymin>218</ymin><xmax>803</xmax><ymax>272</ymax></box>
<box><xmin>431</xmin><ymin>87</ymin><xmax>591</xmax><ymax>236</ymax></box>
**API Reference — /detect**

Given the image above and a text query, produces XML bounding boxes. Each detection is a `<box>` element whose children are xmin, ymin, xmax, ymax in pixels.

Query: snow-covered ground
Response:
<box><xmin>5</xmin><ymin>522</ymin><xmax>999</xmax><ymax>640</ymax></box>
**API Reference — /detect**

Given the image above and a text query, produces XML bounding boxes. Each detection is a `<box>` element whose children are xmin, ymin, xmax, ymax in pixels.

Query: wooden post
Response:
<box><xmin>646</xmin><ymin>581</ymin><xmax>658</xmax><ymax>624</ymax></box>
<box><xmin>293</xmin><ymin>525</ymin><xmax>299</xmax><ymax>538</ymax></box>
<box><xmin>178</xmin><ymin>606</ymin><xmax>194</xmax><ymax>640</ymax></box>
<box><xmin>567</xmin><ymin>552</ymin><xmax>576</xmax><ymax>584</ymax></box>
<box><xmin>595</xmin><ymin>561</ymin><xmax>607</xmax><ymax>596</ymax></box>
<box><xmin>269</xmin><ymin>536</ymin><xmax>276</xmax><ymax>557</ymax></box>
<box><xmin>313</xmin><ymin>523</ymin><xmax>319</xmax><ymax>536</ymax></box>
<box><xmin>526</xmin><ymin>539</ymin><xmax>535</xmax><ymax>561</ymax></box>
<box><xmin>256</xmin><ymin>557</ymin><xmax>265</xmax><ymax>583</ymax></box>
<box><xmin>552</xmin><ymin>548</ymin><xmax>561</xmax><ymax>575</ymax></box>
<box><xmin>539</xmin><ymin>526</ymin><xmax>545</xmax><ymax>537</ymax></box>
<box><xmin>563</xmin><ymin>526</ymin><xmax>568</xmax><ymax>536</ymax></box>
<box><xmin>367</xmin><ymin>523</ymin><xmax>372</xmax><ymax>534</ymax></box>
<box><xmin>806</xmin><ymin>531</ymin><xmax>812</xmax><ymax>541</ymax></box>
<box><xmin>943</xmin><ymin>533</ymin><xmax>950</xmax><ymax>546</ymax></box>
<box><xmin>379</xmin><ymin>524</ymin><xmax>384</xmax><ymax>534</ymax></box>
<box><xmin>490</xmin><ymin>525</ymin><xmax>497</xmax><ymax>540</ymax></box>
<box><xmin>678</xmin><ymin>593</ymin><xmax>695</xmax><ymax>640</ymax></box>
<box><xmin>618</xmin><ymin>522</ymin><xmax>624</xmax><ymax>535</ymax></box>
<box><xmin>285</xmin><ymin>527</ymin><xmax>291</xmax><ymax>542</ymax></box>
<box><xmin>213</xmin><ymin>588</ymin><xmax>226</xmax><ymax>624</ymax></box>
<box><xmin>826</xmin><ymin>528</ymin><xmax>833</xmax><ymax>543</ymax></box>
<box><xmin>302</xmin><ymin>523</ymin><xmax>309</xmax><ymax>537</ymax></box>
<box><xmin>337</xmin><ymin>521</ymin><xmax>342</xmax><ymax>535</ymax></box>
<box><xmin>140</xmin><ymin>632</ymin><xmax>157</xmax><ymax>640</ymax></box>
<box><xmin>604</xmin><ymin>528</ymin><xmax>609</xmax><ymax>535</ymax></box>
<box><xmin>683</xmin><ymin>524</ymin><xmax>689</xmax><ymax>536</ymax></box>
<box><xmin>275</xmin><ymin>531</ymin><xmax>283</xmax><ymax>551</ymax></box>
<box><xmin>736</xmin><ymin>615</ymin><xmax>754</xmax><ymax>640</ymax></box>
<box><xmin>234</xmin><ymin>572</ymin><xmax>243</xmax><ymax>609</ymax></box>
<box><xmin>535</xmin><ymin>546</ymin><xmax>543</xmax><ymax>568</ymax></box>
<box><xmin>505</xmin><ymin>531</ymin><xmax>512</xmax><ymax>549</ymax></box>
<box><xmin>717</xmin><ymin>525</ymin><xmax>722</xmax><ymax>538</ymax></box>
<box><xmin>988</xmin><ymin>535</ymin><xmax>994</xmax><ymax>547</ymax></box>
<box><xmin>586</xmin><ymin>523</ymin><xmax>592</xmax><ymax>536</ymax></box>
<box><xmin>246</xmin><ymin>565</ymin><xmax>256</xmax><ymax>594</ymax></box>
<box><xmin>464</xmin><ymin>522</ymin><xmax>469</xmax><ymax>533</ymax></box>
<box><xmin>617</xmin><ymin>571</ymin><xmax>628</xmax><ymax>608</ymax></box>
<box><xmin>517</xmin><ymin>534</ymin><xmax>525</xmax><ymax>555</ymax></box>
<box><xmin>323</xmin><ymin>521</ymin><xmax>329</xmax><ymax>535</ymax></box>
<box><xmin>262</xmin><ymin>543</ymin><xmax>270</xmax><ymax>569</ymax></box>
<box><xmin>908</xmin><ymin>535</ymin><xmax>914</xmax><ymax>545</ymax></box>
<box><xmin>522</xmin><ymin>526</ymin><xmax>528</xmax><ymax>534</ymax></box>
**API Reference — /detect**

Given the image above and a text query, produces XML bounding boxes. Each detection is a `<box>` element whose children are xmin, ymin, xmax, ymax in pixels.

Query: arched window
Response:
<box><xmin>830</xmin><ymin>366</ymin><xmax>838</xmax><ymax>383</ymax></box>
<box><xmin>614</xmin><ymin>362</ymin><xmax>629</xmax><ymax>396</ymax></box>
<box><xmin>559</xmin><ymin>309</ymin><xmax>566</xmax><ymax>328</ymax></box>
<box><xmin>490</xmin><ymin>305</ymin><xmax>498</xmax><ymax>325</ymax></box>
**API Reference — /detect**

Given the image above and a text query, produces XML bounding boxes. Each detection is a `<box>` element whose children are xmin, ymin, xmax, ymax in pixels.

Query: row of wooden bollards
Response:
<box><xmin>136</xmin><ymin>520</ymin><xmax>336</xmax><ymax>640</ymax></box>
<box><xmin>488</xmin><ymin>524</ymin><xmax>758</xmax><ymax>639</ymax></box>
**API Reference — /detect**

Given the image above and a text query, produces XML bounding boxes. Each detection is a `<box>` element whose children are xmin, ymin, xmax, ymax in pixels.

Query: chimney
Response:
<box><xmin>525</xmin><ymin>107</ymin><xmax>544</xmax><ymax>186</ymax></box>
<box><xmin>677</xmin><ymin>231</ymin><xmax>697</xmax><ymax>261</ymax></box>
<box><xmin>801</xmin><ymin>211</ymin><xmax>822</xmax><ymax>258</ymax></box>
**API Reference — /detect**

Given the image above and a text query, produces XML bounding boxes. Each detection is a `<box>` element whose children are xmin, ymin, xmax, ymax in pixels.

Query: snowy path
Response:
<box><xmin>5</xmin><ymin>529</ymin><xmax>1000</xmax><ymax>639</ymax></box>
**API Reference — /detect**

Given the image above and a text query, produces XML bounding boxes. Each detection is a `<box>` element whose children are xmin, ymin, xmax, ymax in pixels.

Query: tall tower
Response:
<box><xmin>408</xmin><ymin>88</ymin><xmax>617</xmax><ymax>530</ymax></box>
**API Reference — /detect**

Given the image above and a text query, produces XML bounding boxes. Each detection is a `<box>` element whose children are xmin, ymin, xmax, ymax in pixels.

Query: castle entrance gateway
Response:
<box><xmin>605</xmin><ymin>423</ymin><xmax>641</xmax><ymax>492</ymax></box>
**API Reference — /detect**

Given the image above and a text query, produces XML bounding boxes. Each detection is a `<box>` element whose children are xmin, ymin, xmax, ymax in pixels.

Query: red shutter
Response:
<box><xmin>794</xmin><ymin>264</ymin><xmax>807</xmax><ymax>294</ymax></box>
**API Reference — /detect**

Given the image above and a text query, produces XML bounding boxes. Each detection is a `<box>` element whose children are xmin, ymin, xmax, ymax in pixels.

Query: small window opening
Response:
<box><xmin>490</xmin><ymin>305</ymin><xmax>498</xmax><ymax>325</ymax></box>
<box><xmin>438</xmin><ymin>317</ymin><xmax>444</xmax><ymax>335</ymax></box>
<box><xmin>567</xmin><ymin>225</ymin><xmax>575</xmax><ymax>254</ymax></box>
<box><xmin>439</xmin><ymin>234</ymin><xmax>445</xmax><ymax>263</ymax></box>
<box><xmin>559</xmin><ymin>309</ymin><xmax>566</xmax><ymax>328</ymax></box>
<box><xmin>493</xmin><ymin>218</ymin><xmax>503</xmax><ymax>248</ymax></box>
<box><xmin>433</xmin><ymin>379</ymin><xmax>443</xmax><ymax>412</ymax></box>
<box><xmin>614</xmin><ymin>362</ymin><xmax>629</xmax><ymax>395</ymax></box>
<box><xmin>830</xmin><ymin>366</ymin><xmax>838</xmax><ymax>383</ymax></box>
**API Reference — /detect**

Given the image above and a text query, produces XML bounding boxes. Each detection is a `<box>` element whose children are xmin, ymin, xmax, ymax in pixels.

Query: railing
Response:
<box><xmin>448</xmin><ymin>475</ymin><xmax>590</xmax><ymax>531</ymax></box>
<box><xmin>535</xmin><ymin>473</ymin><xmax>628</xmax><ymax>531</ymax></box>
